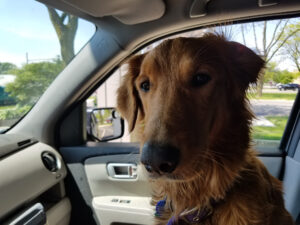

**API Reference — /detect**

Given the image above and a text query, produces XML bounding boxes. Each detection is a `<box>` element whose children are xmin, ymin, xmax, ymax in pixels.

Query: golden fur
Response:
<box><xmin>117</xmin><ymin>34</ymin><xmax>294</xmax><ymax>225</ymax></box>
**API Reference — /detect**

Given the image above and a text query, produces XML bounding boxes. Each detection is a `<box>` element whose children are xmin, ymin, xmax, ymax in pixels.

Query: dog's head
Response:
<box><xmin>117</xmin><ymin>34</ymin><xmax>264</xmax><ymax>181</ymax></box>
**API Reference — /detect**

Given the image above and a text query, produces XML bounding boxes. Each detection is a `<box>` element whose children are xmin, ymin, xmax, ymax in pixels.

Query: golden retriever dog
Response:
<box><xmin>117</xmin><ymin>34</ymin><xmax>294</xmax><ymax>225</ymax></box>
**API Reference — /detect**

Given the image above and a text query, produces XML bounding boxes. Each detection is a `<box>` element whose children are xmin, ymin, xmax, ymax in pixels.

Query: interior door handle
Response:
<box><xmin>107</xmin><ymin>163</ymin><xmax>138</xmax><ymax>179</ymax></box>
<box><xmin>6</xmin><ymin>203</ymin><xmax>46</xmax><ymax>225</ymax></box>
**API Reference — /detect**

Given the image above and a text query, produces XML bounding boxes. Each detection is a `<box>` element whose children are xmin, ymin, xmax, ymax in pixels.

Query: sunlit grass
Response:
<box><xmin>248</xmin><ymin>93</ymin><xmax>297</xmax><ymax>100</ymax></box>
<box><xmin>252</xmin><ymin>116</ymin><xmax>288</xmax><ymax>140</ymax></box>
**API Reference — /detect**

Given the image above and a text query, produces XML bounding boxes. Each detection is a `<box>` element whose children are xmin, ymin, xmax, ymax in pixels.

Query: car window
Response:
<box><xmin>0</xmin><ymin>0</ymin><xmax>95</xmax><ymax>133</ymax></box>
<box><xmin>86</xmin><ymin>18</ymin><xmax>299</xmax><ymax>147</ymax></box>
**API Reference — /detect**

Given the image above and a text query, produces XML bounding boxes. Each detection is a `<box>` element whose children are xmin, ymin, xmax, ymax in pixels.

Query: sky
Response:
<box><xmin>0</xmin><ymin>0</ymin><xmax>298</xmax><ymax>71</ymax></box>
<box><xmin>0</xmin><ymin>0</ymin><xmax>95</xmax><ymax>66</ymax></box>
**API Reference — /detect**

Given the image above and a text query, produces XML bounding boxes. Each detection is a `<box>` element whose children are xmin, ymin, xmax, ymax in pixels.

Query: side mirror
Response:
<box><xmin>87</xmin><ymin>107</ymin><xmax>124</xmax><ymax>142</ymax></box>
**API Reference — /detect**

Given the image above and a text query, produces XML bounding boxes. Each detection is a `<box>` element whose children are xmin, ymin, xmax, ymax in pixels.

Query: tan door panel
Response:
<box><xmin>85</xmin><ymin>154</ymin><xmax>154</xmax><ymax>225</ymax></box>
<box><xmin>46</xmin><ymin>198</ymin><xmax>71</xmax><ymax>225</ymax></box>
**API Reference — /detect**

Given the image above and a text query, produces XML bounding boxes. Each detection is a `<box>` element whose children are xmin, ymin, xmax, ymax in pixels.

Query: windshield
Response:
<box><xmin>0</xmin><ymin>0</ymin><xmax>95</xmax><ymax>133</ymax></box>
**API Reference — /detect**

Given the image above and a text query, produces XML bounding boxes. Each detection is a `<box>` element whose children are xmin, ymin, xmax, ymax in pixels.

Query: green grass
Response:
<box><xmin>248</xmin><ymin>93</ymin><xmax>296</xmax><ymax>100</ymax></box>
<box><xmin>252</xmin><ymin>116</ymin><xmax>288</xmax><ymax>140</ymax></box>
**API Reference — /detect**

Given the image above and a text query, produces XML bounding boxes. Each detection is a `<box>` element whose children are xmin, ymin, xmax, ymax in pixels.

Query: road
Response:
<box><xmin>250</xmin><ymin>87</ymin><xmax>297</xmax><ymax>117</ymax></box>
<box><xmin>250</xmin><ymin>99</ymin><xmax>294</xmax><ymax>117</ymax></box>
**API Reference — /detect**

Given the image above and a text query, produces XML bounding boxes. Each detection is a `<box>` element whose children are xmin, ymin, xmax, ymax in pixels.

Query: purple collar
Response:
<box><xmin>155</xmin><ymin>199</ymin><xmax>215</xmax><ymax>224</ymax></box>
<box><xmin>167</xmin><ymin>207</ymin><xmax>213</xmax><ymax>224</ymax></box>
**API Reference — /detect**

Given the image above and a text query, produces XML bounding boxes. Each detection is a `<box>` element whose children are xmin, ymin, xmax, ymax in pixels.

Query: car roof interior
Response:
<box><xmin>39</xmin><ymin>0</ymin><xmax>300</xmax><ymax>48</ymax></box>
<box><xmin>9</xmin><ymin>0</ymin><xmax>300</xmax><ymax>144</ymax></box>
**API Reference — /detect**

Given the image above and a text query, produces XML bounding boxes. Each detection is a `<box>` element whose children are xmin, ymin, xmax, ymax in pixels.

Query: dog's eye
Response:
<box><xmin>191</xmin><ymin>73</ymin><xmax>211</xmax><ymax>87</ymax></box>
<box><xmin>140</xmin><ymin>80</ymin><xmax>150</xmax><ymax>92</ymax></box>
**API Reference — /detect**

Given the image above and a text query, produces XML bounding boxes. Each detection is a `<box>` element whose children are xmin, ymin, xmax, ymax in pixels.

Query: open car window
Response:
<box><xmin>86</xmin><ymin>18</ymin><xmax>300</xmax><ymax>148</ymax></box>
<box><xmin>0</xmin><ymin>0</ymin><xmax>95</xmax><ymax>133</ymax></box>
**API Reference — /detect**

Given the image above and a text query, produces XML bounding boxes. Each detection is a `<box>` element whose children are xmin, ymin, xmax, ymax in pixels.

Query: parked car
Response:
<box><xmin>277</xmin><ymin>83</ymin><xmax>300</xmax><ymax>91</ymax></box>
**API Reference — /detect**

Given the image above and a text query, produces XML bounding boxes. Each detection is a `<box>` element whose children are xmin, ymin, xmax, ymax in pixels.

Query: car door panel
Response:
<box><xmin>60</xmin><ymin>143</ymin><xmax>153</xmax><ymax>225</ymax></box>
<box><xmin>85</xmin><ymin>155</ymin><xmax>153</xmax><ymax>225</ymax></box>
<box><xmin>85</xmin><ymin>154</ymin><xmax>150</xmax><ymax>197</ymax></box>
<box><xmin>92</xmin><ymin>196</ymin><xmax>153</xmax><ymax>225</ymax></box>
<box><xmin>59</xmin><ymin>142</ymin><xmax>141</xmax><ymax>210</ymax></box>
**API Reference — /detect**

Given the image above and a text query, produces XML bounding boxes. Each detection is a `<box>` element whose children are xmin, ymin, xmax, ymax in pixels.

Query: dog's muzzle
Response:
<box><xmin>141</xmin><ymin>142</ymin><xmax>180</xmax><ymax>175</ymax></box>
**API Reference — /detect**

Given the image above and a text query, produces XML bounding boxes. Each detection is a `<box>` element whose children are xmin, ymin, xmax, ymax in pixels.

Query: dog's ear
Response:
<box><xmin>117</xmin><ymin>54</ymin><xmax>145</xmax><ymax>132</ymax></box>
<box><xmin>228</xmin><ymin>41</ymin><xmax>265</xmax><ymax>88</ymax></box>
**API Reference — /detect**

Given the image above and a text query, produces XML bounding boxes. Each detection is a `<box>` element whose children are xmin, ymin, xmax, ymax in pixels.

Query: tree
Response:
<box><xmin>264</xmin><ymin>62</ymin><xmax>278</xmax><ymax>83</ymax></box>
<box><xmin>264</xmin><ymin>61</ymin><xmax>298</xmax><ymax>84</ymax></box>
<box><xmin>273</xmin><ymin>70</ymin><xmax>295</xmax><ymax>84</ymax></box>
<box><xmin>0</xmin><ymin>62</ymin><xmax>17</xmax><ymax>74</ymax></box>
<box><xmin>47</xmin><ymin>7</ymin><xmax>78</xmax><ymax>65</ymax></box>
<box><xmin>0</xmin><ymin>105</ymin><xmax>31</xmax><ymax>120</ymax></box>
<box><xmin>240</xmin><ymin>20</ymin><xmax>300</xmax><ymax>96</ymax></box>
<box><xmin>281</xmin><ymin>22</ymin><xmax>300</xmax><ymax>72</ymax></box>
<box><xmin>5</xmin><ymin>59</ymin><xmax>64</xmax><ymax>105</ymax></box>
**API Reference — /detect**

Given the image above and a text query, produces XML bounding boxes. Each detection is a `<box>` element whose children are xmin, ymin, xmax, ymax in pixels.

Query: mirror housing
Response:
<box><xmin>87</xmin><ymin>107</ymin><xmax>124</xmax><ymax>142</ymax></box>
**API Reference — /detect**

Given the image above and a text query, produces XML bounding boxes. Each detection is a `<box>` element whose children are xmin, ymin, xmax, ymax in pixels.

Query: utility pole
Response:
<box><xmin>26</xmin><ymin>52</ymin><xmax>29</xmax><ymax>64</ymax></box>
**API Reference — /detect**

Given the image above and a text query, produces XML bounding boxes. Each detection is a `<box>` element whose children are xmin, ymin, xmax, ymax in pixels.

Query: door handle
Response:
<box><xmin>6</xmin><ymin>203</ymin><xmax>46</xmax><ymax>225</ymax></box>
<box><xmin>107</xmin><ymin>163</ymin><xmax>138</xmax><ymax>179</ymax></box>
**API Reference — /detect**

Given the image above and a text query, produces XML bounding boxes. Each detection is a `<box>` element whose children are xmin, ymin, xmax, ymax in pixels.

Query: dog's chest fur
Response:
<box><xmin>153</xmin><ymin>150</ymin><xmax>294</xmax><ymax>225</ymax></box>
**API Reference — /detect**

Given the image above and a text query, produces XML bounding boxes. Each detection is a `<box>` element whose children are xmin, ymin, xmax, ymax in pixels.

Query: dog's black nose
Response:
<box><xmin>141</xmin><ymin>142</ymin><xmax>180</xmax><ymax>174</ymax></box>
